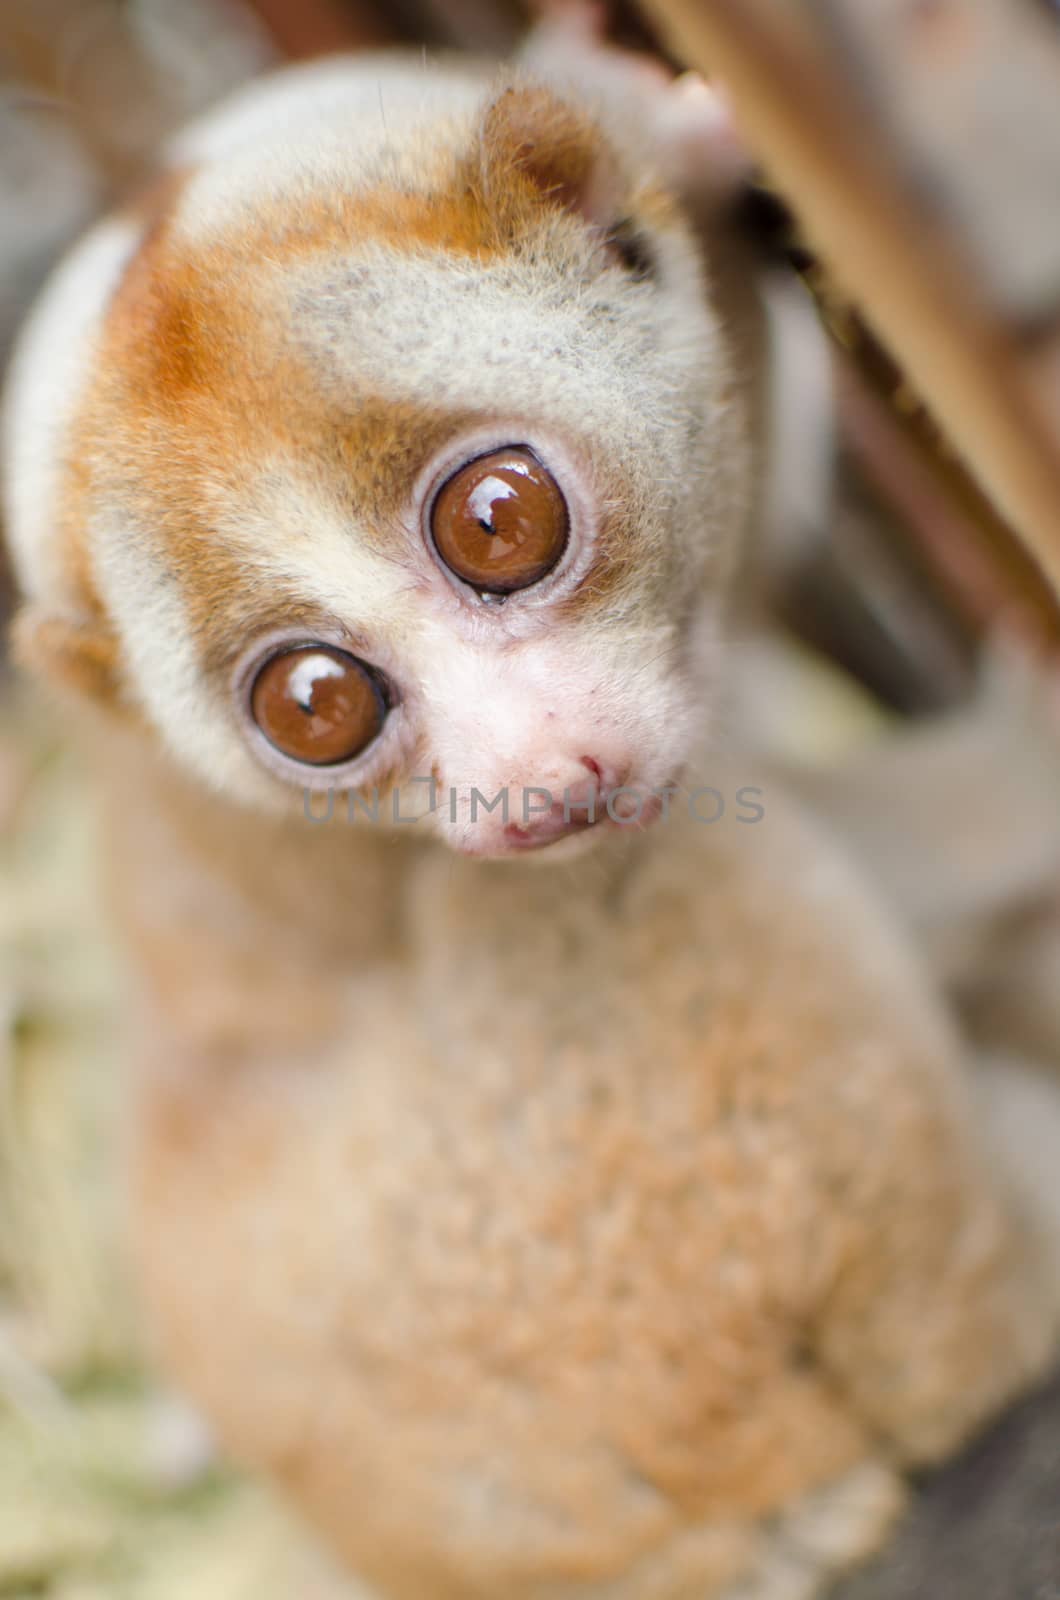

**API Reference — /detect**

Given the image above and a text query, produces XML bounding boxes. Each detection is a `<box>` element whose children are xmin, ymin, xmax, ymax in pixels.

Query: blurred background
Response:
<box><xmin>1</xmin><ymin>1</ymin><xmax>1060</xmax><ymax>1595</ymax></box>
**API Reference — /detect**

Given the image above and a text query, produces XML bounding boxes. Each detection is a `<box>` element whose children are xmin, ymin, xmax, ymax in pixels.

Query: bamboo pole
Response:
<box><xmin>638</xmin><ymin>0</ymin><xmax>1060</xmax><ymax>596</ymax></box>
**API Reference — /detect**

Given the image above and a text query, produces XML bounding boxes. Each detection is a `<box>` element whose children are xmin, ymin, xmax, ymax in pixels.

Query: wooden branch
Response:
<box><xmin>637</xmin><ymin>0</ymin><xmax>1060</xmax><ymax>598</ymax></box>
<box><xmin>835</xmin><ymin>356</ymin><xmax>1060</xmax><ymax>656</ymax></box>
<box><xmin>0</xmin><ymin>3</ymin><xmax>170</xmax><ymax>186</ymax></box>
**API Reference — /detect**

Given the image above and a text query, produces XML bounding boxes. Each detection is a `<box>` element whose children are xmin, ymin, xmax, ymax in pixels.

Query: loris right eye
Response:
<box><xmin>250</xmin><ymin>644</ymin><xmax>386</xmax><ymax>766</ymax></box>
<box><xmin>430</xmin><ymin>446</ymin><xmax>568</xmax><ymax>594</ymax></box>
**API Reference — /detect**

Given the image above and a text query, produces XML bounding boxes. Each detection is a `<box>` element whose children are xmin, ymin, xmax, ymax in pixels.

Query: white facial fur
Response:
<box><xmin>1</xmin><ymin>216</ymin><xmax>142</xmax><ymax>608</ymax></box>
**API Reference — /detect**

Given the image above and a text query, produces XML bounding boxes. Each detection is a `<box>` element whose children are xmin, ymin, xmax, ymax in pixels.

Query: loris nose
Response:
<box><xmin>502</xmin><ymin>756</ymin><xmax>615</xmax><ymax>850</ymax></box>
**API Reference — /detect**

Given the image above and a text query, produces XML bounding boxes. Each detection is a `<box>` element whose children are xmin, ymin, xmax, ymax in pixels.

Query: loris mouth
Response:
<box><xmin>457</xmin><ymin>785</ymin><xmax>669</xmax><ymax>861</ymax></box>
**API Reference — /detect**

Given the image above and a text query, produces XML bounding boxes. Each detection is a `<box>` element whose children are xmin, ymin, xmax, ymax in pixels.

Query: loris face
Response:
<box><xmin>3</xmin><ymin>59</ymin><xmax>751</xmax><ymax>859</ymax></box>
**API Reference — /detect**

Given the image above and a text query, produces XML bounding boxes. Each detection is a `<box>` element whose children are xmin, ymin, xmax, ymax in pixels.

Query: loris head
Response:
<box><xmin>2</xmin><ymin>57</ymin><xmax>752</xmax><ymax>860</ymax></box>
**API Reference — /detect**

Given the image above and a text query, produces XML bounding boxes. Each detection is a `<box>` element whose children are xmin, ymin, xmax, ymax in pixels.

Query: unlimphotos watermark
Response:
<box><xmin>302</xmin><ymin>779</ymin><xmax>766</xmax><ymax>827</ymax></box>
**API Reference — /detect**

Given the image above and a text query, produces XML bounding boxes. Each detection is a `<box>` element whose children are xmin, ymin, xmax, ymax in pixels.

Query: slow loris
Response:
<box><xmin>2</xmin><ymin>45</ymin><xmax>1058</xmax><ymax>1600</ymax></box>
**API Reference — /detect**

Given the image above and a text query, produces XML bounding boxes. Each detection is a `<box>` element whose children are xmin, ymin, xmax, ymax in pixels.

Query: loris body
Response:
<box><xmin>2</xmin><ymin>47</ymin><xmax>1058</xmax><ymax>1600</ymax></box>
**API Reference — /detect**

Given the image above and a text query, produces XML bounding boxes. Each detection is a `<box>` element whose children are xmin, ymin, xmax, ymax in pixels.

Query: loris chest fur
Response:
<box><xmin>118</xmin><ymin>748</ymin><xmax>886</xmax><ymax>1599</ymax></box>
<box><xmin>3</xmin><ymin>46</ymin><xmax>1059</xmax><ymax>1600</ymax></box>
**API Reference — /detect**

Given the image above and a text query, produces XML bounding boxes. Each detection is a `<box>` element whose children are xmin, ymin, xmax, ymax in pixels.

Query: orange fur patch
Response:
<box><xmin>479</xmin><ymin>84</ymin><xmax>621</xmax><ymax>230</ymax></box>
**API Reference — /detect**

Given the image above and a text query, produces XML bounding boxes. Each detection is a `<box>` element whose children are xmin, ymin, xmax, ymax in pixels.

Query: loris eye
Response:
<box><xmin>250</xmin><ymin>644</ymin><xmax>386</xmax><ymax>766</ymax></box>
<box><xmin>431</xmin><ymin>447</ymin><xmax>568</xmax><ymax>594</ymax></box>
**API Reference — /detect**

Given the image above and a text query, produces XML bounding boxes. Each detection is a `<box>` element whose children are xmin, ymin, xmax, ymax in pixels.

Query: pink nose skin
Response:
<box><xmin>502</xmin><ymin>757</ymin><xmax>614</xmax><ymax>852</ymax></box>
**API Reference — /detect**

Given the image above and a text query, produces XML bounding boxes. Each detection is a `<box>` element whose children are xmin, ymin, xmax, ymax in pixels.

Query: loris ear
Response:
<box><xmin>11</xmin><ymin>605</ymin><xmax>124</xmax><ymax>709</ymax></box>
<box><xmin>517</xmin><ymin>7</ymin><xmax>752</xmax><ymax>213</ymax></box>
<box><xmin>478</xmin><ymin>83</ymin><xmax>625</xmax><ymax>233</ymax></box>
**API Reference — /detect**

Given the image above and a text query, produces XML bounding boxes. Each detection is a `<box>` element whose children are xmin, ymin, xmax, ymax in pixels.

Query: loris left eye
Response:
<box><xmin>430</xmin><ymin>446</ymin><xmax>568</xmax><ymax>594</ymax></box>
<box><xmin>250</xmin><ymin>644</ymin><xmax>386</xmax><ymax>766</ymax></box>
